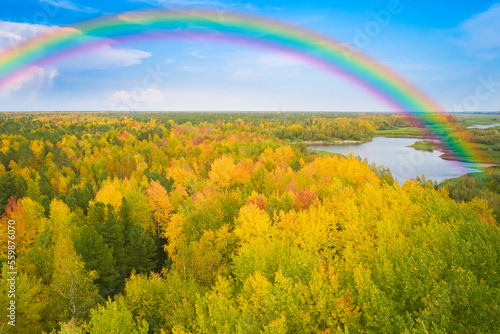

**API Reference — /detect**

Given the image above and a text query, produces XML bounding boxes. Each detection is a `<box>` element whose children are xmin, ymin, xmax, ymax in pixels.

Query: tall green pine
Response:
<box><xmin>74</xmin><ymin>225</ymin><xmax>119</xmax><ymax>296</ymax></box>
<box><xmin>87</xmin><ymin>202</ymin><xmax>126</xmax><ymax>290</ymax></box>
<box><xmin>120</xmin><ymin>199</ymin><xmax>157</xmax><ymax>275</ymax></box>
<box><xmin>125</xmin><ymin>224</ymin><xmax>157</xmax><ymax>274</ymax></box>
<box><xmin>119</xmin><ymin>199</ymin><xmax>134</xmax><ymax>249</ymax></box>
<box><xmin>0</xmin><ymin>172</ymin><xmax>26</xmax><ymax>213</ymax></box>
<box><xmin>26</xmin><ymin>178</ymin><xmax>42</xmax><ymax>202</ymax></box>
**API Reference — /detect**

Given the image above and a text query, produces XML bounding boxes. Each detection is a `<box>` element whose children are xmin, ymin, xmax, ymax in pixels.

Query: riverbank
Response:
<box><xmin>290</xmin><ymin>139</ymin><xmax>367</xmax><ymax>146</ymax></box>
<box><xmin>306</xmin><ymin>137</ymin><xmax>499</xmax><ymax>183</ymax></box>
<box><xmin>457</xmin><ymin>113</ymin><xmax>500</xmax><ymax>127</ymax></box>
<box><xmin>438</xmin><ymin>152</ymin><xmax>499</xmax><ymax>165</ymax></box>
<box><xmin>374</xmin><ymin>127</ymin><xmax>430</xmax><ymax>138</ymax></box>
<box><xmin>377</xmin><ymin>127</ymin><xmax>500</xmax><ymax>164</ymax></box>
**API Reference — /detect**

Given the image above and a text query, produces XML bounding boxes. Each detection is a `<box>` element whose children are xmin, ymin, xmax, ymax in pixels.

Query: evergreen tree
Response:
<box><xmin>119</xmin><ymin>198</ymin><xmax>134</xmax><ymax>248</ymax></box>
<box><xmin>26</xmin><ymin>178</ymin><xmax>42</xmax><ymax>202</ymax></box>
<box><xmin>74</xmin><ymin>225</ymin><xmax>119</xmax><ymax>296</ymax></box>
<box><xmin>38</xmin><ymin>171</ymin><xmax>55</xmax><ymax>214</ymax></box>
<box><xmin>65</xmin><ymin>182</ymin><xmax>95</xmax><ymax>214</ymax></box>
<box><xmin>102</xmin><ymin>204</ymin><xmax>126</xmax><ymax>276</ymax></box>
<box><xmin>88</xmin><ymin>203</ymin><xmax>127</xmax><ymax>283</ymax></box>
<box><xmin>0</xmin><ymin>172</ymin><xmax>26</xmax><ymax>213</ymax></box>
<box><xmin>87</xmin><ymin>201</ymin><xmax>107</xmax><ymax>230</ymax></box>
<box><xmin>125</xmin><ymin>224</ymin><xmax>157</xmax><ymax>274</ymax></box>
<box><xmin>38</xmin><ymin>171</ymin><xmax>55</xmax><ymax>199</ymax></box>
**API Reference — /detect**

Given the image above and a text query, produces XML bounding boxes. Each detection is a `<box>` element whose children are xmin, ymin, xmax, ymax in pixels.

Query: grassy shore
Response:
<box><xmin>288</xmin><ymin>138</ymin><xmax>368</xmax><ymax>146</ymax></box>
<box><xmin>456</xmin><ymin>113</ymin><xmax>500</xmax><ymax>127</ymax></box>
<box><xmin>374</xmin><ymin>127</ymin><xmax>426</xmax><ymax>138</ymax></box>
<box><xmin>307</xmin><ymin>149</ymin><xmax>343</xmax><ymax>157</ymax></box>
<box><xmin>407</xmin><ymin>140</ymin><xmax>439</xmax><ymax>152</ymax></box>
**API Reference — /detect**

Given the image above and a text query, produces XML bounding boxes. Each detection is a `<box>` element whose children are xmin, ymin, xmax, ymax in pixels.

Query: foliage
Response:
<box><xmin>0</xmin><ymin>112</ymin><xmax>498</xmax><ymax>333</ymax></box>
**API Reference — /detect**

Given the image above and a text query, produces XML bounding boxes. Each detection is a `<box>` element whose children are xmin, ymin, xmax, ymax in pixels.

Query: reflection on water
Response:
<box><xmin>308</xmin><ymin>137</ymin><xmax>494</xmax><ymax>184</ymax></box>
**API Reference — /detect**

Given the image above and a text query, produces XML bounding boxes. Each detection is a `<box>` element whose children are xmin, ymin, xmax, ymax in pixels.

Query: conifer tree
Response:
<box><xmin>102</xmin><ymin>204</ymin><xmax>126</xmax><ymax>276</ymax></box>
<box><xmin>26</xmin><ymin>178</ymin><xmax>42</xmax><ymax>202</ymax></box>
<box><xmin>125</xmin><ymin>224</ymin><xmax>157</xmax><ymax>274</ymax></box>
<box><xmin>74</xmin><ymin>225</ymin><xmax>119</xmax><ymax>296</ymax></box>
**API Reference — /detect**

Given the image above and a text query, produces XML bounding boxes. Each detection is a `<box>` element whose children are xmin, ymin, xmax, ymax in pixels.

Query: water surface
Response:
<box><xmin>467</xmin><ymin>123</ymin><xmax>500</xmax><ymax>129</ymax></box>
<box><xmin>309</xmin><ymin>137</ymin><xmax>493</xmax><ymax>183</ymax></box>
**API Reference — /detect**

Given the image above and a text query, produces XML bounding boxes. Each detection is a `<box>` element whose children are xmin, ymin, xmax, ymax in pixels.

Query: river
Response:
<box><xmin>308</xmin><ymin>137</ymin><xmax>494</xmax><ymax>184</ymax></box>
<box><xmin>467</xmin><ymin>123</ymin><xmax>500</xmax><ymax>129</ymax></box>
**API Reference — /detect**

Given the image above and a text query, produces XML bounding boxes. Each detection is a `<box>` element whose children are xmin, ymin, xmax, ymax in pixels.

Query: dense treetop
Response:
<box><xmin>0</xmin><ymin>112</ymin><xmax>498</xmax><ymax>333</ymax></box>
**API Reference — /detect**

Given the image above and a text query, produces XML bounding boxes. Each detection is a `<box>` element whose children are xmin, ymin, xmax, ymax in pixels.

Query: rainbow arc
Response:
<box><xmin>0</xmin><ymin>10</ymin><xmax>485</xmax><ymax>165</ymax></box>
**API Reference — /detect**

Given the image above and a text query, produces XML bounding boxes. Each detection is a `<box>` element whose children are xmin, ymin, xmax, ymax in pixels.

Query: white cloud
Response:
<box><xmin>0</xmin><ymin>20</ymin><xmax>151</xmax><ymax>96</ymax></box>
<box><xmin>39</xmin><ymin>0</ymin><xmax>99</xmax><ymax>13</ymax></box>
<box><xmin>0</xmin><ymin>21</ymin><xmax>55</xmax><ymax>51</ymax></box>
<box><xmin>109</xmin><ymin>88</ymin><xmax>166</xmax><ymax>111</ymax></box>
<box><xmin>458</xmin><ymin>3</ymin><xmax>500</xmax><ymax>57</ymax></box>
<box><xmin>0</xmin><ymin>66</ymin><xmax>59</xmax><ymax>98</ymax></box>
<box><xmin>0</xmin><ymin>21</ymin><xmax>62</xmax><ymax>97</ymax></box>
<box><xmin>59</xmin><ymin>46</ymin><xmax>152</xmax><ymax>71</ymax></box>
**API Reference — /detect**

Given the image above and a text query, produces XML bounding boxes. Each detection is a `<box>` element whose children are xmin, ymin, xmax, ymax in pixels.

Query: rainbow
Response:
<box><xmin>0</xmin><ymin>10</ymin><xmax>484</xmax><ymax>164</ymax></box>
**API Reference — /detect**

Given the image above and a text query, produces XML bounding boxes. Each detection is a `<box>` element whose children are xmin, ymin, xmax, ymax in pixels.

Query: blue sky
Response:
<box><xmin>0</xmin><ymin>0</ymin><xmax>499</xmax><ymax>111</ymax></box>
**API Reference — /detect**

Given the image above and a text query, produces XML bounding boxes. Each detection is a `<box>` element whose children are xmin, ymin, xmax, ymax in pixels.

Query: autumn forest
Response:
<box><xmin>0</xmin><ymin>112</ymin><xmax>499</xmax><ymax>334</ymax></box>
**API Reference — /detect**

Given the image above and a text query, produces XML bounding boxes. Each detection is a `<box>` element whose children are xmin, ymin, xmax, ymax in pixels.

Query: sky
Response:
<box><xmin>0</xmin><ymin>0</ymin><xmax>499</xmax><ymax>112</ymax></box>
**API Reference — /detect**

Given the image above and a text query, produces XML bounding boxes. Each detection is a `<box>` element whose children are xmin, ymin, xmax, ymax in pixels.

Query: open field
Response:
<box><xmin>374</xmin><ymin>127</ymin><xmax>426</xmax><ymax>138</ymax></box>
<box><xmin>456</xmin><ymin>113</ymin><xmax>500</xmax><ymax>127</ymax></box>
<box><xmin>306</xmin><ymin>149</ymin><xmax>343</xmax><ymax>157</ymax></box>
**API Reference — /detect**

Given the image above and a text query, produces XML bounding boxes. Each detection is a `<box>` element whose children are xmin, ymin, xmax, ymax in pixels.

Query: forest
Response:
<box><xmin>0</xmin><ymin>112</ymin><xmax>499</xmax><ymax>333</ymax></box>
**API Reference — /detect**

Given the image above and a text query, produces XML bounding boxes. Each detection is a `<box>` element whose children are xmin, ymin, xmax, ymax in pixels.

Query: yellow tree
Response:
<box><xmin>209</xmin><ymin>156</ymin><xmax>235</xmax><ymax>190</ymax></box>
<box><xmin>190</xmin><ymin>226</ymin><xmax>238</xmax><ymax>284</ymax></box>
<box><xmin>145</xmin><ymin>180</ymin><xmax>173</xmax><ymax>239</ymax></box>
<box><xmin>51</xmin><ymin>235</ymin><xmax>100</xmax><ymax>322</ymax></box>
<box><xmin>94</xmin><ymin>180</ymin><xmax>123</xmax><ymax>211</ymax></box>
<box><xmin>163</xmin><ymin>213</ymin><xmax>187</xmax><ymax>274</ymax></box>
<box><xmin>0</xmin><ymin>163</ymin><xmax>6</xmax><ymax>178</ymax></box>
<box><xmin>0</xmin><ymin>263</ymin><xmax>46</xmax><ymax>333</ymax></box>
<box><xmin>30</xmin><ymin>140</ymin><xmax>44</xmax><ymax>167</ymax></box>
<box><xmin>1</xmin><ymin>197</ymin><xmax>44</xmax><ymax>256</ymax></box>
<box><xmin>49</xmin><ymin>199</ymin><xmax>72</xmax><ymax>234</ymax></box>
<box><xmin>86</xmin><ymin>299</ymin><xmax>149</xmax><ymax>334</ymax></box>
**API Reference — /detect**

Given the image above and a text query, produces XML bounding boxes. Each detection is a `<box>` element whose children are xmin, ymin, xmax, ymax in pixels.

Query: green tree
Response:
<box><xmin>87</xmin><ymin>203</ymin><xmax>126</xmax><ymax>279</ymax></box>
<box><xmin>0</xmin><ymin>172</ymin><xmax>26</xmax><ymax>213</ymax></box>
<box><xmin>65</xmin><ymin>182</ymin><xmax>95</xmax><ymax>214</ymax></box>
<box><xmin>50</xmin><ymin>235</ymin><xmax>100</xmax><ymax>322</ymax></box>
<box><xmin>0</xmin><ymin>264</ymin><xmax>46</xmax><ymax>334</ymax></box>
<box><xmin>22</xmin><ymin>219</ymin><xmax>54</xmax><ymax>285</ymax></box>
<box><xmin>74</xmin><ymin>225</ymin><xmax>119</xmax><ymax>296</ymax></box>
<box><xmin>26</xmin><ymin>178</ymin><xmax>42</xmax><ymax>202</ymax></box>
<box><xmin>125</xmin><ymin>224</ymin><xmax>157</xmax><ymax>274</ymax></box>
<box><xmin>123</xmin><ymin>271</ymin><xmax>203</xmax><ymax>333</ymax></box>
<box><xmin>86</xmin><ymin>299</ymin><xmax>149</xmax><ymax>334</ymax></box>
